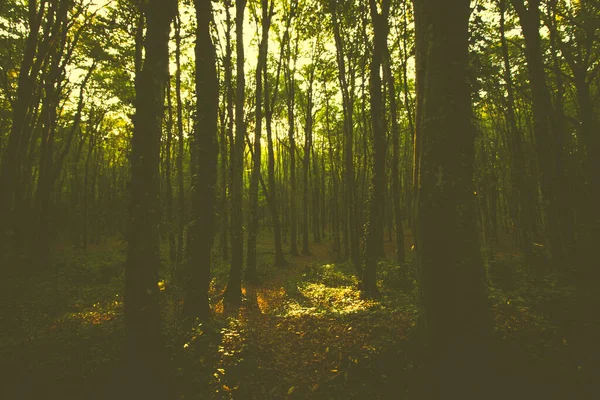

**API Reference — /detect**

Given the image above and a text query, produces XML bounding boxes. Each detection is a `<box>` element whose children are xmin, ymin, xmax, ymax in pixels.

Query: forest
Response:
<box><xmin>0</xmin><ymin>0</ymin><xmax>599</xmax><ymax>398</ymax></box>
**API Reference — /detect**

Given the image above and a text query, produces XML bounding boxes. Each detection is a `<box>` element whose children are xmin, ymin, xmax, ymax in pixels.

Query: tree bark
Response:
<box><xmin>183</xmin><ymin>0</ymin><xmax>219</xmax><ymax>322</ymax></box>
<box><xmin>510</xmin><ymin>0</ymin><xmax>566</xmax><ymax>264</ymax></box>
<box><xmin>413</xmin><ymin>0</ymin><xmax>488</xmax><ymax>394</ymax></box>
<box><xmin>330</xmin><ymin>1</ymin><xmax>360</xmax><ymax>272</ymax></box>
<box><xmin>362</xmin><ymin>0</ymin><xmax>389</xmax><ymax>295</ymax></box>
<box><xmin>125</xmin><ymin>0</ymin><xmax>175</xmax><ymax>396</ymax></box>
<box><xmin>224</xmin><ymin>0</ymin><xmax>247</xmax><ymax>305</ymax></box>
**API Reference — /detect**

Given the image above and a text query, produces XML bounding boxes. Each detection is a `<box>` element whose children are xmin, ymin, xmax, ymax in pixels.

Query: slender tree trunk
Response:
<box><xmin>511</xmin><ymin>0</ymin><xmax>566</xmax><ymax>264</ymax></box>
<box><xmin>302</xmin><ymin>60</ymin><xmax>315</xmax><ymax>256</ymax></box>
<box><xmin>331</xmin><ymin>2</ymin><xmax>360</xmax><ymax>272</ymax></box>
<box><xmin>246</xmin><ymin>0</ymin><xmax>272</xmax><ymax>281</ymax></box>
<box><xmin>220</xmin><ymin>2</ymin><xmax>234</xmax><ymax>262</ymax></box>
<box><xmin>165</xmin><ymin>79</ymin><xmax>176</xmax><ymax>263</ymax></box>
<box><xmin>264</xmin><ymin>2</ymin><xmax>289</xmax><ymax>267</ymax></box>
<box><xmin>175</xmin><ymin>10</ymin><xmax>185</xmax><ymax>265</ymax></box>
<box><xmin>224</xmin><ymin>0</ymin><xmax>247</xmax><ymax>305</ymax></box>
<box><xmin>0</xmin><ymin>0</ymin><xmax>45</xmax><ymax>252</ymax></box>
<box><xmin>382</xmin><ymin>11</ymin><xmax>405</xmax><ymax>264</ymax></box>
<box><xmin>499</xmin><ymin>0</ymin><xmax>533</xmax><ymax>257</ymax></box>
<box><xmin>286</xmin><ymin>29</ymin><xmax>299</xmax><ymax>256</ymax></box>
<box><xmin>362</xmin><ymin>0</ymin><xmax>389</xmax><ymax>295</ymax></box>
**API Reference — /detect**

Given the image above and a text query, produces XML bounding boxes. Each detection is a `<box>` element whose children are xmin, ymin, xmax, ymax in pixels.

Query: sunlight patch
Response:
<box><xmin>282</xmin><ymin>283</ymin><xmax>377</xmax><ymax>317</ymax></box>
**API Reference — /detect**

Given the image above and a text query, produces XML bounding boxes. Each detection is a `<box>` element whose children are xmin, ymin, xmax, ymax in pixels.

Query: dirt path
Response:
<box><xmin>190</xmin><ymin>242</ymin><xmax>415</xmax><ymax>399</ymax></box>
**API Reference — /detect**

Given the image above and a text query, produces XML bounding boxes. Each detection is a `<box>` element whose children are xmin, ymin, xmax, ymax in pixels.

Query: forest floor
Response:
<box><xmin>1</xmin><ymin>234</ymin><xmax>599</xmax><ymax>399</ymax></box>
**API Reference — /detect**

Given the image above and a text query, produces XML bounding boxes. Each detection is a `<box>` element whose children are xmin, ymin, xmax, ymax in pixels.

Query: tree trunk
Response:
<box><xmin>246</xmin><ymin>0</ymin><xmax>272</xmax><ymax>281</ymax></box>
<box><xmin>286</xmin><ymin>24</ymin><xmax>299</xmax><ymax>256</ymax></box>
<box><xmin>511</xmin><ymin>0</ymin><xmax>566</xmax><ymax>264</ymax></box>
<box><xmin>165</xmin><ymin>78</ymin><xmax>176</xmax><ymax>263</ymax></box>
<box><xmin>125</xmin><ymin>0</ymin><xmax>175</xmax><ymax>397</ymax></box>
<box><xmin>265</xmin><ymin>1</ymin><xmax>289</xmax><ymax>267</ymax></box>
<box><xmin>499</xmin><ymin>0</ymin><xmax>534</xmax><ymax>257</ymax></box>
<box><xmin>302</xmin><ymin>60</ymin><xmax>315</xmax><ymax>256</ymax></box>
<box><xmin>221</xmin><ymin>2</ymin><xmax>234</xmax><ymax>262</ymax></box>
<box><xmin>182</xmin><ymin>0</ymin><xmax>219</xmax><ymax>322</ymax></box>
<box><xmin>224</xmin><ymin>0</ymin><xmax>247</xmax><ymax>305</ymax></box>
<box><xmin>175</xmin><ymin>9</ymin><xmax>185</xmax><ymax>265</ymax></box>
<box><xmin>331</xmin><ymin>2</ymin><xmax>360</xmax><ymax>272</ymax></box>
<box><xmin>382</xmin><ymin>7</ymin><xmax>405</xmax><ymax>264</ymax></box>
<box><xmin>413</xmin><ymin>0</ymin><xmax>488</xmax><ymax>394</ymax></box>
<box><xmin>362</xmin><ymin>0</ymin><xmax>389</xmax><ymax>295</ymax></box>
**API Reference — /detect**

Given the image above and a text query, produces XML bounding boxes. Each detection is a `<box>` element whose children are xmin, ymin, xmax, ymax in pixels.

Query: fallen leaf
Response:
<box><xmin>287</xmin><ymin>386</ymin><xmax>295</xmax><ymax>395</ymax></box>
<box><xmin>312</xmin><ymin>384</ymin><xmax>319</xmax><ymax>392</ymax></box>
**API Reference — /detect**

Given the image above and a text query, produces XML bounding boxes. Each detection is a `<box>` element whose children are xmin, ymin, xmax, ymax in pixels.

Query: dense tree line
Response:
<box><xmin>1</xmin><ymin>0</ymin><xmax>599</xmax><ymax>395</ymax></box>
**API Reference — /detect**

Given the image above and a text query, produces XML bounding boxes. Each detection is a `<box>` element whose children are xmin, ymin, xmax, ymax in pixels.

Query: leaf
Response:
<box><xmin>311</xmin><ymin>384</ymin><xmax>319</xmax><ymax>392</ymax></box>
<box><xmin>287</xmin><ymin>386</ymin><xmax>295</xmax><ymax>395</ymax></box>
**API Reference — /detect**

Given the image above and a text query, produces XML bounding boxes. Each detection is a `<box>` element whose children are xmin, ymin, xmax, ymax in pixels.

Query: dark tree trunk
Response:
<box><xmin>182</xmin><ymin>0</ymin><xmax>219</xmax><ymax>323</ymax></box>
<box><xmin>285</xmin><ymin>21</ymin><xmax>299</xmax><ymax>256</ymax></box>
<box><xmin>125</xmin><ymin>0</ymin><xmax>175</xmax><ymax>397</ymax></box>
<box><xmin>224</xmin><ymin>0</ymin><xmax>247</xmax><ymax>305</ymax></box>
<box><xmin>362</xmin><ymin>0</ymin><xmax>389</xmax><ymax>295</ymax></box>
<box><xmin>221</xmin><ymin>2</ymin><xmax>234</xmax><ymax>262</ymax></box>
<box><xmin>499</xmin><ymin>0</ymin><xmax>534</xmax><ymax>257</ymax></box>
<box><xmin>246</xmin><ymin>0</ymin><xmax>273</xmax><ymax>281</ymax></box>
<box><xmin>511</xmin><ymin>0</ymin><xmax>566</xmax><ymax>264</ymax></box>
<box><xmin>302</xmin><ymin>61</ymin><xmax>315</xmax><ymax>256</ymax></box>
<box><xmin>382</xmin><ymin>7</ymin><xmax>405</xmax><ymax>264</ymax></box>
<box><xmin>413</xmin><ymin>0</ymin><xmax>488</xmax><ymax>395</ymax></box>
<box><xmin>265</xmin><ymin>1</ymin><xmax>289</xmax><ymax>267</ymax></box>
<box><xmin>165</xmin><ymin>79</ymin><xmax>176</xmax><ymax>264</ymax></box>
<box><xmin>175</xmin><ymin>10</ymin><xmax>185</xmax><ymax>265</ymax></box>
<box><xmin>331</xmin><ymin>2</ymin><xmax>360</xmax><ymax>272</ymax></box>
<box><xmin>0</xmin><ymin>0</ymin><xmax>45</xmax><ymax>253</ymax></box>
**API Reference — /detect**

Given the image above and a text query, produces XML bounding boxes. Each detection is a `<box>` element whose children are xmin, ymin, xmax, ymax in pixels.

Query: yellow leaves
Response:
<box><xmin>311</xmin><ymin>383</ymin><xmax>319</xmax><ymax>392</ymax></box>
<box><xmin>287</xmin><ymin>386</ymin><xmax>295</xmax><ymax>395</ymax></box>
<box><xmin>158</xmin><ymin>280</ymin><xmax>166</xmax><ymax>291</ymax></box>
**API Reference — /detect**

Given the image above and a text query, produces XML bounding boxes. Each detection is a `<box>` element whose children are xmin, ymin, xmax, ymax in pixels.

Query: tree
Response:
<box><xmin>329</xmin><ymin>0</ymin><xmax>360</xmax><ymax>272</ymax></box>
<box><xmin>224</xmin><ymin>0</ymin><xmax>247</xmax><ymax>305</ymax></box>
<box><xmin>246</xmin><ymin>0</ymin><xmax>274</xmax><ymax>281</ymax></box>
<box><xmin>283</xmin><ymin>1</ymin><xmax>299</xmax><ymax>256</ymax></box>
<box><xmin>361</xmin><ymin>0</ymin><xmax>389</xmax><ymax>295</ymax></box>
<box><xmin>413</xmin><ymin>0</ymin><xmax>488</xmax><ymax>393</ymax></box>
<box><xmin>124</xmin><ymin>0</ymin><xmax>175</xmax><ymax>396</ymax></box>
<box><xmin>264</xmin><ymin>0</ymin><xmax>292</xmax><ymax>267</ymax></box>
<box><xmin>182</xmin><ymin>0</ymin><xmax>219</xmax><ymax>322</ymax></box>
<box><xmin>510</xmin><ymin>0</ymin><xmax>568</xmax><ymax>265</ymax></box>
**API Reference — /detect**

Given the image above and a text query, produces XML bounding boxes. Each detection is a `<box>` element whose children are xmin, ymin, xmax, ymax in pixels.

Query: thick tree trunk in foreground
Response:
<box><xmin>182</xmin><ymin>0</ymin><xmax>218</xmax><ymax>322</ymax></box>
<box><xmin>413</xmin><ymin>0</ymin><xmax>488</xmax><ymax>394</ymax></box>
<box><xmin>125</xmin><ymin>0</ymin><xmax>175</xmax><ymax>396</ymax></box>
